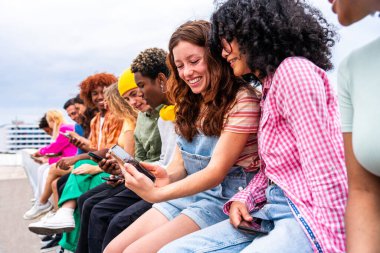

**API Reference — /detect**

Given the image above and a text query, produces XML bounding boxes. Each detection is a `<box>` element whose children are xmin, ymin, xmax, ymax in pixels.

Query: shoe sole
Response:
<box><xmin>29</xmin><ymin>225</ymin><xmax>74</xmax><ymax>235</ymax></box>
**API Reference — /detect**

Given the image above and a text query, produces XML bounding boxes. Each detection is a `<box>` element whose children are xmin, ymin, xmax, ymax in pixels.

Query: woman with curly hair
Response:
<box><xmin>104</xmin><ymin>20</ymin><xmax>261</xmax><ymax>253</ymax></box>
<box><xmin>329</xmin><ymin>1</ymin><xmax>380</xmax><ymax>252</ymax></box>
<box><xmin>158</xmin><ymin>1</ymin><xmax>348</xmax><ymax>253</ymax></box>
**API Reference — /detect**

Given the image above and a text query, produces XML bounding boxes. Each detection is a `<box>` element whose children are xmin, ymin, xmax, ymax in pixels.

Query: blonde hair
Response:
<box><xmin>46</xmin><ymin>109</ymin><xmax>66</xmax><ymax>140</ymax></box>
<box><xmin>104</xmin><ymin>83</ymin><xmax>137</xmax><ymax>127</ymax></box>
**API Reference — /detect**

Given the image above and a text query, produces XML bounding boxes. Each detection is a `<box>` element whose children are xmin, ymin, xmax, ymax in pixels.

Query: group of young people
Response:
<box><xmin>22</xmin><ymin>0</ymin><xmax>379</xmax><ymax>252</ymax></box>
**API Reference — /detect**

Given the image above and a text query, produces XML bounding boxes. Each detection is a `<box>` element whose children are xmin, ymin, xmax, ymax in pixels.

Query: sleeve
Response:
<box><xmin>223</xmin><ymin>89</ymin><xmax>260</xmax><ymax>134</ymax></box>
<box><xmin>223</xmin><ymin>168</ymin><xmax>268</xmax><ymax>214</ymax></box>
<box><xmin>40</xmin><ymin>129</ymin><xmax>70</xmax><ymax>155</ymax></box>
<box><xmin>134</xmin><ymin>132</ymin><xmax>146</xmax><ymax>162</ymax></box>
<box><xmin>275</xmin><ymin>58</ymin><xmax>346</xmax><ymax>219</ymax></box>
<box><xmin>337</xmin><ymin>56</ymin><xmax>353</xmax><ymax>133</ymax></box>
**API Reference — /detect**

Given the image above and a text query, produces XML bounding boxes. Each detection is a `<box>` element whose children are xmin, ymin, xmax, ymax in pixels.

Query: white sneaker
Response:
<box><xmin>23</xmin><ymin>201</ymin><xmax>52</xmax><ymax>220</ymax></box>
<box><xmin>28</xmin><ymin>207</ymin><xmax>75</xmax><ymax>235</ymax></box>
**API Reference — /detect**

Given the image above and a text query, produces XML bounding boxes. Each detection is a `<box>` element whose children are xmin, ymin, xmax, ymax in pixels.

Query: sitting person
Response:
<box><xmin>104</xmin><ymin>20</ymin><xmax>261</xmax><ymax>253</ymax></box>
<box><xmin>329</xmin><ymin>0</ymin><xmax>380</xmax><ymax>252</ymax></box>
<box><xmin>28</xmin><ymin>73</ymin><xmax>125</xmax><ymax>253</ymax></box>
<box><xmin>158</xmin><ymin>1</ymin><xmax>348</xmax><ymax>252</ymax></box>
<box><xmin>76</xmin><ymin>48</ymin><xmax>176</xmax><ymax>253</ymax></box>
<box><xmin>24</xmin><ymin>109</ymin><xmax>77</xmax><ymax>220</ymax></box>
<box><xmin>21</xmin><ymin>115</ymin><xmax>52</xmax><ymax>205</ymax></box>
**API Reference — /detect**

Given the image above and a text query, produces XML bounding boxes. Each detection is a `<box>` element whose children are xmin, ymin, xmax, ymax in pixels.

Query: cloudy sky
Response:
<box><xmin>0</xmin><ymin>0</ymin><xmax>379</xmax><ymax>125</ymax></box>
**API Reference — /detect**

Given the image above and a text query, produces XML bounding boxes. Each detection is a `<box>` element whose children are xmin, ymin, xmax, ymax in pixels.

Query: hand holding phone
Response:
<box><xmin>108</xmin><ymin>144</ymin><xmax>155</xmax><ymax>181</ymax></box>
<box><xmin>101</xmin><ymin>175</ymin><xmax>122</xmax><ymax>182</ymax></box>
<box><xmin>88</xmin><ymin>152</ymin><xmax>104</xmax><ymax>163</ymax></box>
<box><xmin>237</xmin><ymin>218</ymin><xmax>271</xmax><ymax>235</ymax></box>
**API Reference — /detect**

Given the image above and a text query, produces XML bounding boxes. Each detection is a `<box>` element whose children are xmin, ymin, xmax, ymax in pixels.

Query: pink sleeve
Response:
<box><xmin>223</xmin><ymin>168</ymin><xmax>268</xmax><ymax>214</ymax></box>
<box><xmin>39</xmin><ymin>125</ymin><xmax>73</xmax><ymax>155</ymax></box>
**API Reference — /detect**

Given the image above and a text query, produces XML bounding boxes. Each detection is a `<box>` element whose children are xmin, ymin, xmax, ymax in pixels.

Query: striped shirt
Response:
<box><xmin>223</xmin><ymin>87</ymin><xmax>261</xmax><ymax>171</ymax></box>
<box><xmin>225</xmin><ymin>57</ymin><xmax>348</xmax><ymax>252</ymax></box>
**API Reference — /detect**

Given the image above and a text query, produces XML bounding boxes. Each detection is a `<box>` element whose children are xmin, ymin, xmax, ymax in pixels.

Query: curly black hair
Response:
<box><xmin>130</xmin><ymin>48</ymin><xmax>169</xmax><ymax>78</ymax></box>
<box><xmin>211</xmin><ymin>0</ymin><xmax>337</xmax><ymax>78</ymax></box>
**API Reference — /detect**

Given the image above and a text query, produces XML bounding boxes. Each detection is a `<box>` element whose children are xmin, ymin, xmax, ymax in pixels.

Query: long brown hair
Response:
<box><xmin>167</xmin><ymin>20</ymin><xmax>244</xmax><ymax>141</ymax></box>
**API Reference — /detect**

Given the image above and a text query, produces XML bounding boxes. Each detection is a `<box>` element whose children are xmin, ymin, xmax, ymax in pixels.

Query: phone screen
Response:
<box><xmin>109</xmin><ymin>144</ymin><xmax>155</xmax><ymax>181</ymax></box>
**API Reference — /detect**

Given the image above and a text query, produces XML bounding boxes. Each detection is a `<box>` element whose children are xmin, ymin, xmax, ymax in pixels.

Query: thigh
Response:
<box><xmin>49</xmin><ymin>163</ymin><xmax>71</xmax><ymax>177</ymax></box>
<box><xmin>124</xmin><ymin>213</ymin><xmax>200</xmax><ymax>253</ymax></box>
<box><xmin>159</xmin><ymin>219</ymin><xmax>254</xmax><ymax>253</ymax></box>
<box><xmin>78</xmin><ymin>182</ymin><xmax>112</xmax><ymax>213</ymax></box>
<box><xmin>103</xmin><ymin>208</ymin><xmax>169</xmax><ymax>253</ymax></box>
<box><xmin>93</xmin><ymin>187</ymin><xmax>140</xmax><ymax>215</ymax></box>
<box><xmin>102</xmin><ymin>200</ymin><xmax>152</xmax><ymax>250</ymax></box>
<box><xmin>241</xmin><ymin>217</ymin><xmax>313</xmax><ymax>253</ymax></box>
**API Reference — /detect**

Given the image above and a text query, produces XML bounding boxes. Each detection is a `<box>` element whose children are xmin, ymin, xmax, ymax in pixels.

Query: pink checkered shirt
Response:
<box><xmin>224</xmin><ymin>57</ymin><xmax>348</xmax><ymax>252</ymax></box>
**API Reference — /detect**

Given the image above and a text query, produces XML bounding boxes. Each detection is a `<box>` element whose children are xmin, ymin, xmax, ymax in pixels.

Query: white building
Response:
<box><xmin>0</xmin><ymin>123</ymin><xmax>51</xmax><ymax>153</ymax></box>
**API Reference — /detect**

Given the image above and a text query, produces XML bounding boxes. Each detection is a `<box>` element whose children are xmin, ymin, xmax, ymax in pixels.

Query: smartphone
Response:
<box><xmin>60</xmin><ymin>131</ymin><xmax>71</xmax><ymax>139</ymax></box>
<box><xmin>109</xmin><ymin>144</ymin><xmax>155</xmax><ymax>181</ymax></box>
<box><xmin>237</xmin><ymin>218</ymin><xmax>270</xmax><ymax>235</ymax></box>
<box><xmin>88</xmin><ymin>152</ymin><xmax>104</xmax><ymax>163</ymax></box>
<box><xmin>101</xmin><ymin>176</ymin><xmax>122</xmax><ymax>182</ymax></box>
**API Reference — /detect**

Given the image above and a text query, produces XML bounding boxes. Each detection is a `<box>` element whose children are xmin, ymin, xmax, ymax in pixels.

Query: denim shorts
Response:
<box><xmin>153</xmin><ymin>165</ymin><xmax>251</xmax><ymax>229</ymax></box>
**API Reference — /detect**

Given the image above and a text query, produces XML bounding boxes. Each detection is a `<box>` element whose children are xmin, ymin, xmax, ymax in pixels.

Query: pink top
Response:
<box><xmin>224</xmin><ymin>57</ymin><xmax>348</xmax><ymax>252</ymax></box>
<box><xmin>39</xmin><ymin>124</ymin><xmax>77</xmax><ymax>164</ymax></box>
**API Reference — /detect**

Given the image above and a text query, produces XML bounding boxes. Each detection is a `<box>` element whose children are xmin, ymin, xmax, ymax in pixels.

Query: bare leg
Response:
<box><xmin>39</xmin><ymin>163</ymin><xmax>71</xmax><ymax>204</ymax></box>
<box><xmin>51</xmin><ymin>178</ymin><xmax>59</xmax><ymax>211</ymax></box>
<box><xmin>104</xmin><ymin>208</ymin><xmax>170</xmax><ymax>253</ymax></box>
<box><xmin>104</xmin><ymin>208</ymin><xmax>200</xmax><ymax>253</ymax></box>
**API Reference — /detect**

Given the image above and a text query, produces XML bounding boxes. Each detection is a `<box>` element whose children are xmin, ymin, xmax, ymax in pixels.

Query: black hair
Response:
<box><xmin>211</xmin><ymin>0</ymin><xmax>337</xmax><ymax>79</ymax></box>
<box><xmin>38</xmin><ymin>114</ymin><xmax>49</xmax><ymax>129</ymax></box>
<box><xmin>63</xmin><ymin>98</ymin><xmax>75</xmax><ymax>110</ymax></box>
<box><xmin>130</xmin><ymin>48</ymin><xmax>170</xmax><ymax>78</ymax></box>
<box><xmin>73</xmin><ymin>94</ymin><xmax>84</xmax><ymax>105</ymax></box>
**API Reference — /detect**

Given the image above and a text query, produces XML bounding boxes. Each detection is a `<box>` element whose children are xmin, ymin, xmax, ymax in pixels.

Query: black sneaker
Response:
<box><xmin>41</xmin><ymin>235</ymin><xmax>54</xmax><ymax>242</ymax></box>
<box><xmin>40</xmin><ymin>234</ymin><xmax>62</xmax><ymax>253</ymax></box>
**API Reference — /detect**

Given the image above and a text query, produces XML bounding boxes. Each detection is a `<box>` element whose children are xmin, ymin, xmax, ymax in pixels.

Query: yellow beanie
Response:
<box><xmin>118</xmin><ymin>68</ymin><xmax>138</xmax><ymax>96</ymax></box>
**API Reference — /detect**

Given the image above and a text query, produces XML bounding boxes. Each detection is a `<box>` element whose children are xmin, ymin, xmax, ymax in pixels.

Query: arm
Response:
<box><xmin>39</xmin><ymin>132</ymin><xmax>70</xmax><ymax>155</ymax></box>
<box><xmin>122</xmin><ymin>131</ymin><xmax>250</xmax><ymax>203</ymax></box>
<box><xmin>134</xmin><ymin>133</ymin><xmax>147</xmax><ymax>162</ymax></box>
<box><xmin>121</xmin><ymin>130</ymin><xmax>135</xmax><ymax>157</ymax></box>
<box><xmin>344</xmin><ymin>133</ymin><xmax>380</xmax><ymax>253</ymax></box>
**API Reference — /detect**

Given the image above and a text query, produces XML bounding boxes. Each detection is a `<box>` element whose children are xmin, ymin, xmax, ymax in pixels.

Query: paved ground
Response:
<box><xmin>0</xmin><ymin>166</ymin><xmax>40</xmax><ymax>253</ymax></box>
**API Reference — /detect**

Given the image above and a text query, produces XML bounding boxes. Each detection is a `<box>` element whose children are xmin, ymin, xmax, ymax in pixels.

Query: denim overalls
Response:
<box><xmin>153</xmin><ymin>133</ymin><xmax>253</xmax><ymax>229</ymax></box>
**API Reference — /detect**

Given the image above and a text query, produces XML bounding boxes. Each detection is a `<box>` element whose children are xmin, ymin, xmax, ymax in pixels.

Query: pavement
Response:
<box><xmin>0</xmin><ymin>166</ymin><xmax>41</xmax><ymax>253</ymax></box>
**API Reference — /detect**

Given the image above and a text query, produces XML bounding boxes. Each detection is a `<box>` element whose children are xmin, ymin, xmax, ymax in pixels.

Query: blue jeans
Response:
<box><xmin>154</xmin><ymin>134</ymin><xmax>253</xmax><ymax>228</ymax></box>
<box><xmin>159</xmin><ymin>185</ymin><xmax>313</xmax><ymax>253</ymax></box>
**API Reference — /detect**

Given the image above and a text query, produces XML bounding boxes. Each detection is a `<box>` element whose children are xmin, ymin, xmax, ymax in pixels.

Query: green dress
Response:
<box><xmin>58</xmin><ymin>159</ymin><xmax>109</xmax><ymax>252</ymax></box>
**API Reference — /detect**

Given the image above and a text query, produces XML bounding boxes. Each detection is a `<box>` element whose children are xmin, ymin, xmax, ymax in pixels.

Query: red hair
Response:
<box><xmin>79</xmin><ymin>73</ymin><xmax>117</xmax><ymax>108</ymax></box>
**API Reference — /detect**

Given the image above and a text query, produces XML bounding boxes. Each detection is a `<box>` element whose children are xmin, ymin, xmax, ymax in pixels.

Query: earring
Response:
<box><xmin>160</xmin><ymin>81</ymin><xmax>166</xmax><ymax>93</ymax></box>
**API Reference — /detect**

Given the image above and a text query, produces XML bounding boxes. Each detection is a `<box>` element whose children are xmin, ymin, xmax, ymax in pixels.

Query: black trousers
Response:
<box><xmin>75</xmin><ymin>183</ymin><xmax>152</xmax><ymax>253</ymax></box>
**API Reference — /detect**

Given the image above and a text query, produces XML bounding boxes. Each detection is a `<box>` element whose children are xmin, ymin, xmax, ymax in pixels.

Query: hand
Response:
<box><xmin>71</xmin><ymin>164</ymin><xmax>101</xmax><ymax>175</ymax></box>
<box><xmin>69</xmin><ymin>135</ymin><xmax>90</xmax><ymax>150</ymax></box>
<box><xmin>229</xmin><ymin>201</ymin><xmax>253</xmax><ymax>228</ymax></box>
<box><xmin>99</xmin><ymin>153</ymin><xmax>122</xmax><ymax>175</ymax></box>
<box><xmin>140</xmin><ymin>162</ymin><xmax>170</xmax><ymax>187</ymax></box>
<box><xmin>121</xmin><ymin>163</ymin><xmax>160</xmax><ymax>203</ymax></box>
<box><xmin>105</xmin><ymin>175</ymin><xmax>124</xmax><ymax>187</ymax></box>
<box><xmin>56</xmin><ymin>157</ymin><xmax>77</xmax><ymax>170</ymax></box>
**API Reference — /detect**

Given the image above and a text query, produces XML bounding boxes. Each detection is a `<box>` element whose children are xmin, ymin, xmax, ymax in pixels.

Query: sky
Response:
<box><xmin>0</xmin><ymin>0</ymin><xmax>379</xmax><ymax>125</ymax></box>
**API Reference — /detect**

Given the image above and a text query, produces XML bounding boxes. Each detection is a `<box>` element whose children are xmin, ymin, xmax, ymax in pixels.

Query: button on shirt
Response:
<box><xmin>224</xmin><ymin>57</ymin><xmax>348</xmax><ymax>252</ymax></box>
